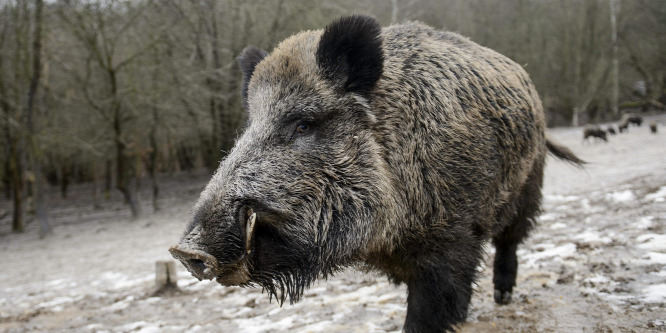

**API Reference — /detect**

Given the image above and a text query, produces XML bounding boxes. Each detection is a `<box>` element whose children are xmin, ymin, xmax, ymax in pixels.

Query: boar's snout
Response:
<box><xmin>169</xmin><ymin>208</ymin><xmax>257</xmax><ymax>285</ymax></box>
<box><xmin>169</xmin><ymin>225</ymin><xmax>220</xmax><ymax>281</ymax></box>
<box><xmin>169</xmin><ymin>246</ymin><xmax>218</xmax><ymax>281</ymax></box>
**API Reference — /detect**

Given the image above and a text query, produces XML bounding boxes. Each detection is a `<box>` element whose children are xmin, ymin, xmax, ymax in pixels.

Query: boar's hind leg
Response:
<box><xmin>492</xmin><ymin>162</ymin><xmax>543</xmax><ymax>305</ymax></box>
<box><xmin>492</xmin><ymin>232</ymin><xmax>521</xmax><ymax>305</ymax></box>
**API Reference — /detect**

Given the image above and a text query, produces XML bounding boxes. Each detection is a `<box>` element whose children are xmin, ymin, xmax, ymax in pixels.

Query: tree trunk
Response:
<box><xmin>92</xmin><ymin>161</ymin><xmax>102</xmax><ymax>210</ymax></box>
<box><xmin>609</xmin><ymin>0</ymin><xmax>619</xmax><ymax>118</ymax></box>
<box><xmin>24</xmin><ymin>0</ymin><xmax>51</xmax><ymax>237</ymax></box>
<box><xmin>0</xmin><ymin>63</ymin><xmax>11</xmax><ymax>201</ymax></box>
<box><xmin>206</xmin><ymin>2</ymin><xmax>224</xmax><ymax>162</ymax></box>
<box><xmin>9</xmin><ymin>142</ymin><xmax>24</xmax><ymax>233</ymax></box>
<box><xmin>117</xmin><ymin>151</ymin><xmax>141</xmax><ymax>218</ymax></box>
<box><xmin>33</xmin><ymin>167</ymin><xmax>51</xmax><ymax>237</ymax></box>
<box><xmin>60</xmin><ymin>164</ymin><xmax>69</xmax><ymax>198</ymax></box>
<box><xmin>109</xmin><ymin>63</ymin><xmax>140</xmax><ymax>218</ymax></box>
<box><xmin>149</xmin><ymin>108</ymin><xmax>160</xmax><ymax>212</ymax></box>
<box><xmin>8</xmin><ymin>0</ymin><xmax>26</xmax><ymax>233</ymax></box>
<box><xmin>2</xmin><ymin>161</ymin><xmax>10</xmax><ymax>200</ymax></box>
<box><xmin>104</xmin><ymin>159</ymin><xmax>112</xmax><ymax>198</ymax></box>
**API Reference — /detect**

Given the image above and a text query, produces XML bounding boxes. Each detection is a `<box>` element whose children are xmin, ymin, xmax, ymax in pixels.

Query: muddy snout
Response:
<box><xmin>169</xmin><ymin>244</ymin><xmax>220</xmax><ymax>281</ymax></box>
<box><xmin>168</xmin><ymin>209</ymin><xmax>257</xmax><ymax>285</ymax></box>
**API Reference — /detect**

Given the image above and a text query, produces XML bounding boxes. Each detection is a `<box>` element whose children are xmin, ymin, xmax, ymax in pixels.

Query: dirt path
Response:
<box><xmin>1</xmin><ymin>116</ymin><xmax>665</xmax><ymax>332</ymax></box>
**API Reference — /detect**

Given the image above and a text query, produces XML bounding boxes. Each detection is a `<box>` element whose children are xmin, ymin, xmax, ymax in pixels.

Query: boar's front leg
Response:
<box><xmin>403</xmin><ymin>245</ymin><xmax>483</xmax><ymax>333</ymax></box>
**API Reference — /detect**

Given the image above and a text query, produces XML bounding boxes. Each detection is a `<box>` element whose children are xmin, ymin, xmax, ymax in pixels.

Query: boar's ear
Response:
<box><xmin>238</xmin><ymin>46</ymin><xmax>269</xmax><ymax>110</ymax></box>
<box><xmin>316</xmin><ymin>15</ymin><xmax>384</xmax><ymax>97</ymax></box>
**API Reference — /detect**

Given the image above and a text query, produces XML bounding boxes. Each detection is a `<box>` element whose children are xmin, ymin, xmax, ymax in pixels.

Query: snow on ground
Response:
<box><xmin>1</xmin><ymin>115</ymin><xmax>665</xmax><ymax>332</ymax></box>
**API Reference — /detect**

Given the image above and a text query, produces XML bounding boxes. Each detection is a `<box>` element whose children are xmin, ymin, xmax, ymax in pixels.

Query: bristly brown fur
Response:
<box><xmin>173</xmin><ymin>15</ymin><xmax>583</xmax><ymax>333</ymax></box>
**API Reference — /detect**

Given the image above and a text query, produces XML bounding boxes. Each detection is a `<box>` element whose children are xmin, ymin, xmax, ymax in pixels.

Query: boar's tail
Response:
<box><xmin>545</xmin><ymin>135</ymin><xmax>585</xmax><ymax>167</ymax></box>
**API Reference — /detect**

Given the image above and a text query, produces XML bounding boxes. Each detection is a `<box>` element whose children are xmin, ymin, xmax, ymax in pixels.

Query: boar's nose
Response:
<box><xmin>169</xmin><ymin>246</ymin><xmax>219</xmax><ymax>281</ymax></box>
<box><xmin>169</xmin><ymin>225</ymin><xmax>219</xmax><ymax>281</ymax></box>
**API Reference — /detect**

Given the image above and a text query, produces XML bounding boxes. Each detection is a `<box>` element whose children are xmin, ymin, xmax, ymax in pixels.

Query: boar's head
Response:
<box><xmin>170</xmin><ymin>15</ymin><xmax>396</xmax><ymax>303</ymax></box>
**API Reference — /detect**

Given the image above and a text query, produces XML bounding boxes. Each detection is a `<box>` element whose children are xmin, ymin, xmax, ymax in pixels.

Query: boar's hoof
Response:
<box><xmin>494</xmin><ymin>289</ymin><xmax>512</xmax><ymax>305</ymax></box>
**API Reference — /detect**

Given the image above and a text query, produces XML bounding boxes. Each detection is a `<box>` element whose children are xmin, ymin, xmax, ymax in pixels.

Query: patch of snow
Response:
<box><xmin>636</xmin><ymin>216</ymin><xmax>655</xmax><ymax>229</ymax></box>
<box><xmin>376</xmin><ymin>292</ymin><xmax>403</xmax><ymax>304</ymax></box>
<box><xmin>545</xmin><ymin>194</ymin><xmax>580</xmax><ymax>202</ymax></box>
<box><xmin>84</xmin><ymin>323</ymin><xmax>105</xmax><ymax>331</ymax></box>
<box><xmin>297</xmin><ymin>320</ymin><xmax>337</xmax><ymax>332</ymax></box>
<box><xmin>237</xmin><ymin>314</ymin><xmax>296</xmax><ymax>333</ymax></box>
<box><xmin>104</xmin><ymin>295</ymin><xmax>135</xmax><ymax>312</ymax></box>
<box><xmin>605</xmin><ymin>190</ymin><xmax>636</xmax><ymax>203</ymax></box>
<box><xmin>549</xmin><ymin>222</ymin><xmax>567</xmax><ymax>230</ymax></box>
<box><xmin>643</xmin><ymin>252</ymin><xmax>666</xmax><ymax>265</ymax></box>
<box><xmin>645</xmin><ymin>186</ymin><xmax>666</xmax><ymax>202</ymax></box>
<box><xmin>574</xmin><ymin>230</ymin><xmax>612</xmax><ymax>245</ymax></box>
<box><xmin>651</xmin><ymin>271</ymin><xmax>666</xmax><ymax>278</ymax></box>
<box><xmin>637</xmin><ymin>234</ymin><xmax>666</xmax><ymax>251</ymax></box>
<box><xmin>581</xmin><ymin>274</ymin><xmax>613</xmax><ymax>288</ymax></box>
<box><xmin>648</xmin><ymin>320</ymin><xmax>666</xmax><ymax>328</ymax></box>
<box><xmin>111</xmin><ymin>274</ymin><xmax>152</xmax><ymax>290</ymax></box>
<box><xmin>522</xmin><ymin>243</ymin><xmax>577</xmax><ymax>267</ymax></box>
<box><xmin>144</xmin><ymin>297</ymin><xmax>161</xmax><ymax>304</ymax></box>
<box><xmin>643</xmin><ymin>284</ymin><xmax>666</xmax><ymax>303</ymax></box>
<box><xmin>603</xmin><ymin>294</ymin><xmax>635</xmax><ymax>303</ymax></box>
<box><xmin>36</xmin><ymin>295</ymin><xmax>84</xmax><ymax>309</ymax></box>
<box><xmin>99</xmin><ymin>271</ymin><xmax>125</xmax><ymax>281</ymax></box>
<box><xmin>185</xmin><ymin>325</ymin><xmax>205</xmax><ymax>333</ymax></box>
<box><xmin>539</xmin><ymin>213</ymin><xmax>559</xmax><ymax>222</ymax></box>
<box><xmin>136</xmin><ymin>324</ymin><xmax>163</xmax><ymax>333</ymax></box>
<box><xmin>179</xmin><ymin>278</ymin><xmax>217</xmax><ymax>291</ymax></box>
<box><xmin>115</xmin><ymin>321</ymin><xmax>150</xmax><ymax>332</ymax></box>
<box><xmin>221</xmin><ymin>306</ymin><xmax>253</xmax><ymax>318</ymax></box>
<box><xmin>332</xmin><ymin>311</ymin><xmax>348</xmax><ymax>321</ymax></box>
<box><xmin>321</xmin><ymin>285</ymin><xmax>381</xmax><ymax>304</ymax></box>
<box><xmin>46</xmin><ymin>279</ymin><xmax>68</xmax><ymax>288</ymax></box>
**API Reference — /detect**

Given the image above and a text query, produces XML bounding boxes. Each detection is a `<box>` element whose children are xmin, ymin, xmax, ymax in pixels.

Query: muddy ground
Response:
<box><xmin>1</xmin><ymin>116</ymin><xmax>665</xmax><ymax>332</ymax></box>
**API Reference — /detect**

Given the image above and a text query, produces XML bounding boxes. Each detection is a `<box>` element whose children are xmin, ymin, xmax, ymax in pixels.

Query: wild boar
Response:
<box><xmin>583</xmin><ymin>126</ymin><xmax>608</xmax><ymax>142</ymax></box>
<box><xmin>622</xmin><ymin>113</ymin><xmax>643</xmax><ymax>127</ymax></box>
<box><xmin>170</xmin><ymin>15</ymin><xmax>583</xmax><ymax>332</ymax></box>
<box><xmin>606</xmin><ymin>126</ymin><xmax>616</xmax><ymax>135</ymax></box>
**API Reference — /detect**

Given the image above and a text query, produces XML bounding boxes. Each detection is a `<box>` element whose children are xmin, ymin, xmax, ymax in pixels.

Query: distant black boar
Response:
<box><xmin>618</xmin><ymin>121</ymin><xmax>629</xmax><ymax>133</ymax></box>
<box><xmin>583</xmin><ymin>126</ymin><xmax>608</xmax><ymax>142</ymax></box>
<box><xmin>650</xmin><ymin>121</ymin><xmax>658</xmax><ymax>133</ymax></box>
<box><xmin>170</xmin><ymin>16</ymin><xmax>583</xmax><ymax>332</ymax></box>
<box><xmin>607</xmin><ymin>126</ymin><xmax>616</xmax><ymax>135</ymax></box>
<box><xmin>622</xmin><ymin>113</ymin><xmax>643</xmax><ymax>127</ymax></box>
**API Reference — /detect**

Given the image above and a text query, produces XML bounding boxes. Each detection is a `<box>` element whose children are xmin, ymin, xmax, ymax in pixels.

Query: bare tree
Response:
<box><xmin>57</xmin><ymin>0</ymin><xmax>162</xmax><ymax>218</ymax></box>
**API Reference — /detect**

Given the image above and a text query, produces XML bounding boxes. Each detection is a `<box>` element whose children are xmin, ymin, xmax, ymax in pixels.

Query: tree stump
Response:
<box><xmin>155</xmin><ymin>260</ymin><xmax>178</xmax><ymax>293</ymax></box>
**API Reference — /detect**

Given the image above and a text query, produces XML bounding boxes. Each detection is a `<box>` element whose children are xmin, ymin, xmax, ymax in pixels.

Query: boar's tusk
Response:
<box><xmin>246</xmin><ymin>212</ymin><xmax>256</xmax><ymax>254</ymax></box>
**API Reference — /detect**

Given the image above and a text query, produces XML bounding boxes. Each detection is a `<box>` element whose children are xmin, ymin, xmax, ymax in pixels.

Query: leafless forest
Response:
<box><xmin>1</xmin><ymin>0</ymin><xmax>664</xmax><ymax>230</ymax></box>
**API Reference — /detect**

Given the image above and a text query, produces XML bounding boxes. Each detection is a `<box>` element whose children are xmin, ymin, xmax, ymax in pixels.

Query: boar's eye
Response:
<box><xmin>295</xmin><ymin>123</ymin><xmax>312</xmax><ymax>134</ymax></box>
<box><xmin>287</xmin><ymin>121</ymin><xmax>316</xmax><ymax>143</ymax></box>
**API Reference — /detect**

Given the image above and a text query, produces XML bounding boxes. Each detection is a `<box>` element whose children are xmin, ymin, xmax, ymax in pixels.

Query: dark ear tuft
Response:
<box><xmin>238</xmin><ymin>46</ymin><xmax>269</xmax><ymax>110</ymax></box>
<box><xmin>316</xmin><ymin>15</ymin><xmax>384</xmax><ymax>96</ymax></box>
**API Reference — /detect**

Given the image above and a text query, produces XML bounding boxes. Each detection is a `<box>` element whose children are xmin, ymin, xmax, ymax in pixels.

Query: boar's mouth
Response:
<box><xmin>169</xmin><ymin>208</ymin><xmax>257</xmax><ymax>286</ymax></box>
